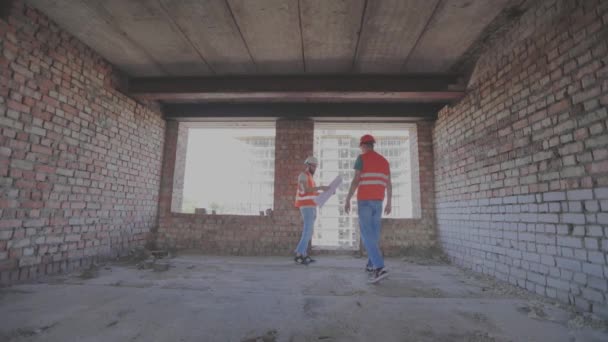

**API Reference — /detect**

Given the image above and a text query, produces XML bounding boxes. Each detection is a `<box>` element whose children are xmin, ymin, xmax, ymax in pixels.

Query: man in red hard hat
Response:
<box><xmin>344</xmin><ymin>134</ymin><xmax>392</xmax><ymax>283</ymax></box>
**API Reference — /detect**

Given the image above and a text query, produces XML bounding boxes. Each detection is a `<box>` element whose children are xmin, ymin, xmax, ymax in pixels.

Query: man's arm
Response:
<box><xmin>299</xmin><ymin>179</ymin><xmax>329</xmax><ymax>193</ymax></box>
<box><xmin>306</xmin><ymin>184</ymin><xmax>330</xmax><ymax>192</ymax></box>
<box><xmin>384</xmin><ymin>171</ymin><xmax>392</xmax><ymax>215</ymax></box>
<box><xmin>344</xmin><ymin>170</ymin><xmax>361</xmax><ymax>214</ymax></box>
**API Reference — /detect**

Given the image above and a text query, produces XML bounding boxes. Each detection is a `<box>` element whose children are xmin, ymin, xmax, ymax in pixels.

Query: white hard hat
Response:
<box><xmin>304</xmin><ymin>156</ymin><xmax>318</xmax><ymax>165</ymax></box>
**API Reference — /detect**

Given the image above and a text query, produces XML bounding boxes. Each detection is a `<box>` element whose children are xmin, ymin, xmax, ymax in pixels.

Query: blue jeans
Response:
<box><xmin>295</xmin><ymin>207</ymin><xmax>316</xmax><ymax>256</ymax></box>
<box><xmin>358</xmin><ymin>200</ymin><xmax>384</xmax><ymax>269</ymax></box>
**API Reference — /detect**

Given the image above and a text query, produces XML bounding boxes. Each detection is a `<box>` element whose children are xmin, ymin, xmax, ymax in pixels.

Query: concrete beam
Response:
<box><xmin>129</xmin><ymin>75</ymin><xmax>465</xmax><ymax>103</ymax></box>
<box><xmin>162</xmin><ymin>103</ymin><xmax>445</xmax><ymax>119</ymax></box>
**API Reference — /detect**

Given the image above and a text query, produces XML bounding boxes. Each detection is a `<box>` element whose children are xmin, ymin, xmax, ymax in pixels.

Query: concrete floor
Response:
<box><xmin>1</xmin><ymin>254</ymin><xmax>607</xmax><ymax>342</ymax></box>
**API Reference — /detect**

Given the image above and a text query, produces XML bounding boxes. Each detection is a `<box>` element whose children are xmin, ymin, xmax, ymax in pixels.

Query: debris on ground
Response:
<box><xmin>241</xmin><ymin>329</ymin><xmax>278</xmax><ymax>342</ymax></box>
<box><xmin>400</xmin><ymin>246</ymin><xmax>450</xmax><ymax>265</ymax></box>
<box><xmin>136</xmin><ymin>258</ymin><xmax>152</xmax><ymax>270</ymax></box>
<box><xmin>447</xmin><ymin>330</ymin><xmax>497</xmax><ymax>342</ymax></box>
<box><xmin>79</xmin><ymin>264</ymin><xmax>99</xmax><ymax>279</ymax></box>
<box><xmin>567</xmin><ymin>313</ymin><xmax>608</xmax><ymax>330</ymax></box>
<box><xmin>517</xmin><ymin>302</ymin><xmax>548</xmax><ymax>320</ymax></box>
<box><xmin>133</xmin><ymin>247</ymin><xmax>173</xmax><ymax>272</ymax></box>
<box><xmin>401</xmin><ymin>255</ymin><xmax>449</xmax><ymax>266</ymax></box>
<box><xmin>136</xmin><ymin>257</ymin><xmax>171</xmax><ymax>272</ymax></box>
<box><xmin>458</xmin><ymin>267</ymin><xmax>608</xmax><ymax>330</ymax></box>
<box><xmin>0</xmin><ymin>323</ymin><xmax>57</xmax><ymax>341</ymax></box>
<box><xmin>105</xmin><ymin>320</ymin><xmax>118</xmax><ymax>328</ymax></box>
<box><xmin>460</xmin><ymin>268</ymin><xmax>532</xmax><ymax>298</ymax></box>
<box><xmin>457</xmin><ymin>311</ymin><xmax>490</xmax><ymax>324</ymax></box>
<box><xmin>149</xmin><ymin>249</ymin><xmax>170</xmax><ymax>259</ymax></box>
<box><xmin>151</xmin><ymin>262</ymin><xmax>170</xmax><ymax>272</ymax></box>
<box><xmin>113</xmin><ymin>247</ymin><xmax>149</xmax><ymax>265</ymax></box>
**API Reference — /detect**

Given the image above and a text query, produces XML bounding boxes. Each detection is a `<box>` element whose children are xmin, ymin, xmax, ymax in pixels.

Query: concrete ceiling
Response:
<box><xmin>27</xmin><ymin>0</ymin><xmax>514</xmax><ymax>77</ymax></box>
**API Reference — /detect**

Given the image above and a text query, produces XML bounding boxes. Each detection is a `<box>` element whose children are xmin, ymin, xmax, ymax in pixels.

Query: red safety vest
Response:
<box><xmin>295</xmin><ymin>171</ymin><xmax>318</xmax><ymax>207</ymax></box>
<box><xmin>357</xmin><ymin>150</ymin><xmax>390</xmax><ymax>201</ymax></box>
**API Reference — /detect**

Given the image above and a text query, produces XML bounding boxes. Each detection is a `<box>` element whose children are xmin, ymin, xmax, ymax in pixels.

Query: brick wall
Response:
<box><xmin>435</xmin><ymin>0</ymin><xmax>608</xmax><ymax>316</ymax></box>
<box><xmin>157</xmin><ymin>120</ymin><xmax>437</xmax><ymax>255</ymax></box>
<box><xmin>0</xmin><ymin>2</ymin><xmax>165</xmax><ymax>284</ymax></box>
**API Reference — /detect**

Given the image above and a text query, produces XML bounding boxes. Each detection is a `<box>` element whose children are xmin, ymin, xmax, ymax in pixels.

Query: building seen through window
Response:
<box><xmin>181</xmin><ymin>124</ymin><xmax>275</xmax><ymax>215</ymax></box>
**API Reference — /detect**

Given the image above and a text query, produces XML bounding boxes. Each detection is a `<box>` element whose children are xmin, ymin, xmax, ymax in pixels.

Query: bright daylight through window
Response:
<box><xmin>179</xmin><ymin>123</ymin><xmax>275</xmax><ymax>216</ymax></box>
<box><xmin>312</xmin><ymin>123</ymin><xmax>421</xmax><ymax>250</ymax></box>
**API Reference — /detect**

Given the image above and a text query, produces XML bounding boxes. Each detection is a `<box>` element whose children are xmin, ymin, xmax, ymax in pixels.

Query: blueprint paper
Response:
<box><xmin>314</xmin><ymin>175</ymin><xmax>342</xmax><ymax>207</ymax></box>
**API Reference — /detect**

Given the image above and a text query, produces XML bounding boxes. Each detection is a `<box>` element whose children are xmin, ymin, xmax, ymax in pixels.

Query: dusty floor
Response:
<box><xmin>1</xmin><ymin>254</ymin><xmax>607</xmax><ymax>342</ymax></box>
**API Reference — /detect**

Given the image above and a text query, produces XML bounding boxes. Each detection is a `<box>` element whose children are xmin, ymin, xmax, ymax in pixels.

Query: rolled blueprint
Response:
<box><xmin>314</xmin><ymin>175</ymin><xmax>342</xmax><ymax>208</ymax></box>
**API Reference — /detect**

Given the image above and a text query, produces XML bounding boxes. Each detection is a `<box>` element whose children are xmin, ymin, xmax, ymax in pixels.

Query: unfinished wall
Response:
<box><xmin>0</xmin><ymin>2</ymin><xmax>165</xmax><ymax>284</ymax></box>
<box><xmin>435</xmin><ymin>0</ymin><xmax>608</xmax><ymax>316</ymax></box>
<box><xmin>157</xmin><ymin>120</ymin><xmax>437</xmax><ymax>255</ymax></box>
<box><xmin>381</xmin><ymin>121</ymin><xmax>437</xmax><ymax>254</ymax></box>
<box><xmin>157</xmin><ymin>119</ymin><xmax>314</xmax><ymax>255</ymax></box>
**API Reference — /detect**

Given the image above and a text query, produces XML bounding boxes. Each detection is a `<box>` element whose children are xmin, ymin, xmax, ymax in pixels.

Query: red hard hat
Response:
<box><xmin>359</xmin><ymin>134</ymin><xmax>375</xmax><ymax>145</ymax></box>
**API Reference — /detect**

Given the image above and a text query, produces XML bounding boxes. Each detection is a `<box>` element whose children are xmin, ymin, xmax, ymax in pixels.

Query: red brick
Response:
<box><xmin>548</xmin><ymin>99</ymin><xmax>571</xmax><ymax>116</ymax></box>
<box><xmin>574</xmin><ymin>127</ymin><xmax>589</xmax><ymax>140</ymax></box>
<box><xmin>0</xmin><ymin>219</ymin><xmax>21</xmax><ymax>229</ymax></box>
<box><xmin>31</xmin><ymin>144</ymin><xmax>52</xmax><ymax>155</ymax></box>
<box><xmin>14</xmin><ymin>179</ymin><xmax>35</xmax><ymax>189</ymax></box>
<box><xmin>573</xmin><ymin>87</ymin><xmax>602</xmax><ymax>104</ymax></box>
<box><xmin>22</xmin><ymin>201</ymin><xmax>43</xmax><ymax>209</ymax></box>
<box><xmin>587</xmin><ymin>160</ymin><xmax>608</xmax><ymax>173</ymax></box>
<box><xmin>593</xmin><ymin>148</ymin><xmax>608</xmax><ymax>160</ymax></box>
<box><xmin>35</xmin><ymin>164</ymin><xmax>55</xmax><ymax>173</ymax></box>
<box><xmin>7</xmin><ymin>99</ymin><xmax>29</xmax><ymax>114</ymax></box>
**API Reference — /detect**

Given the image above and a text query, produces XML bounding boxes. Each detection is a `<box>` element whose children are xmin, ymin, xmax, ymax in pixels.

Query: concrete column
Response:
<box><xmin>172</xmin><ymin>123</ymin><xmax>189</xmax><ymax>212</ymax></box>
<box><xmin>158</xmin><ymin>121</ymin><xmax>180</xmax><ymax>217</ymax></box>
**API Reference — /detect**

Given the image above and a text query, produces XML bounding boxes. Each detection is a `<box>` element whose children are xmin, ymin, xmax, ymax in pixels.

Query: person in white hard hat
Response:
<box><xmin>293</xmin><ymin>156</ymin><xmax>329</xmax><ymax>265</ymax></box>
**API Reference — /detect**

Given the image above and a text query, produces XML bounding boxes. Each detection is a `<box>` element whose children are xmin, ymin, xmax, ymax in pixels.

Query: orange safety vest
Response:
<box><xmin>357</xmin><ymin>150</ymin><xmax>390</xmax><ymax>201</ymax></box>
<box><xmin>295</xmin><ymin>171</ymin><xmax>318</xmax><ymax>207</ymax></box>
